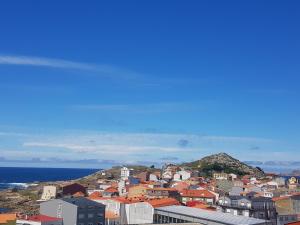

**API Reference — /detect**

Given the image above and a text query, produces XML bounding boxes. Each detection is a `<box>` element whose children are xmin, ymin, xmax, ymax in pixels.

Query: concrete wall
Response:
<box><xmin>40</xmin><ymin>199</ymin><xmax>77</xmax><ymax>225</ymax></box>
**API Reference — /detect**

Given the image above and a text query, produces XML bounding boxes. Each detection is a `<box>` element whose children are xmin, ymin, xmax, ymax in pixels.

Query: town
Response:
<box><xmin>0</xmin><ymin>153</ymin><xmax>300</xmax><ymax>225</ymax></box>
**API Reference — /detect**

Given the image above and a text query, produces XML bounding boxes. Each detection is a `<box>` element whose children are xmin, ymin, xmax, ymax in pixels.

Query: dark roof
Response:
<box><xmin>228</xmin><ymin>196</ymin><xmax>249</xmax><ymax>200</ymax></box>
<box><xmin>251</xmin><ymin>197</ymin><xmax>273</xmax><ymax>202</ymax></box>
<box><xmin>62</xmin><ymin>197</ymin><xmax>105</xmax><ymax>207</ymax></box>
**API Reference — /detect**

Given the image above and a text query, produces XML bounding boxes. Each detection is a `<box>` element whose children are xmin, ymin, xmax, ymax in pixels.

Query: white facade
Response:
<box><xmin>149</xmin><ymin>174</ymin><xmax>158</xmax><ymax>181</ymax></box>
<box><xmin>173</xmin><ymin>170</ymin><xmax>191</xmax><ymax>181</ymax></box>
<box><xmin>121</xmin><ymin>167</ymin><xmax>131</xmax><ymax>179</ymax></box>
<box><xmin>40</xmin><ymin>186</ymin><xmax>57</xmax><ymax>201</ymax></box>
<box><xmin>120</xmin><ymin>202</ymin><xmax>154</xmax><ymax>224</ymax></box>
<box><xmin>118</xmin><ymin>179</ymin><xmax>127</xmax><ymax>196</ymax></box>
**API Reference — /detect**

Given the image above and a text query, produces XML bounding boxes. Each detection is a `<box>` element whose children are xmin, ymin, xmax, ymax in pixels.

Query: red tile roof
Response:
<box><xmin>146</xmin><ymin>198</ymin><xmax>180</xmax><ymax>208</ymax></box>
<box><xmin>27</xmin><ymin>215</ymin><xmax>62</xmax><ymax>222</ymax></box>
<box><xmin>89</xmin><ymin>191</ymin><xmax>103</xmax><ymax>199</ymax></box>
<box><xmin>180</xmin><ymin>189</ymin><xmax>215</xmax><ymax>198</ymax></box>
<box><xmin>286</xmin><ymin>222</ymin><xmax>300</xmax><ymax>225</ymax></box>
<box><xmin>104</xmin><ymin>187</ymin><xmax>118</xmax><ymax>193</ymax></box>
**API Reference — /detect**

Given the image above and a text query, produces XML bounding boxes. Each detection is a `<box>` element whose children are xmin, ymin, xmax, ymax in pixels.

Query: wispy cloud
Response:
<box><xmin>71</xmin><ymin>102</ymin><xmax>205</xmax><ymax>114</ymax></box>
<box><xmin>0</xmin><ymin>55</ymin><xmax>141</xmax><ymax>80</ymax></box>
<box><xmin>23</xmin><ymin>142</ymin><xmax>184</xmax><ymax>154</ymax></box>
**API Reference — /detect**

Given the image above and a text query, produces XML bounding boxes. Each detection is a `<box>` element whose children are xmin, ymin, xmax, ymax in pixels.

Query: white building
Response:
<box><xmin>120</xmin><ymin>202</ymin><xmax>154</xmax><ymax>224</ymax></box>
<box><xmin>121</xmin><ymin>167</ymin><xmax>132</xmax><ymax>179</ymax></box>
<box><xmin>39</xmin><ymin>186</ymin><xmax>57</xmax><ymax>201</ymax></box>
<box><xmin>118</xmin><ymin>179</ymin><xmax>127</xmax><ymax>196</ymax></box>
<box><xmin>173</xmin><ymin>170</ymin><xmax>191</xmax><ymax>181</ymax></box>
<box><xmin>91</xmin><ymin>198</ymin><xmax>154</xmax><ymax>224</ymax></box>
<box><xmin>149</xmin><ymin>174</ymin><xmax>158</xmax><ymax>181</ymax></box>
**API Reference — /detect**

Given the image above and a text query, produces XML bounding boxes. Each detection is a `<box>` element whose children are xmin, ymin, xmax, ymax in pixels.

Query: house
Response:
<box><xmin>273</xmin><ymin>193</ymin><xmax>300</xmax><ymax>225</ymax></box>
<box><xmin>17</xmin><ymin>215</ymin><xmax>62</xmax><ymax>225</ymax></box>
<box><xmin>62</xmin><ymin>183</ymin><xmax>87</xmax><ymax>197</ymax></box>
<box><xmin>149</xmin><ymin>174</ymin><xmax>158</xmax><ymax>181</ymax></box>
<box><xmin>170</xmin><ymin>181</ymin><xmax>190</xmax><ymax>191</ymax></box>
<box><xmin>218</xmin><ymin>196</ymin><xmax>253</xmax><ymax>217</ymax></box>
<box><xmin>233</xmin><ymin>180</ymin><xmax>244</xmax><ymax>187</ymax></box>
<box><xmin>180</xmin><ymin>189</ymin><xmax>216</xmax><ymax>204</ymax></box>
<box><xmin>102</xmin><ymin>187</ymin><xmax>119</xmax><ymax>198</ymax></box>
<box><xmin>0</xmin><ymin>214</ymin><xmax>16</xmax><ymax>225</ymax></box>
<box><xmin>136</xmin><ymin>172</ymin><xmax>150</xmax><ymax>182</ymax></box>
<box><xmin>39</xmin><ymin>186</ymin><xmax>57</xmax><ymax>201</ymax></box>
<box><xmin>229</xmin><ymin>186</ymin><xmax>243</xmax><ymax>196</ymax></box>
<box><xmin>145</xmin><ymin>188</ymin><xmax>180</xmax><ymax>200</ymax></box>
<box><xmin>228</xmin><ymin>173</ymin><xmax>238</xmax><ymax>181</ymax></box>
<box><xmin>213</xmin><ymin>173</ymin><xmax>228</xmax><ymax>180</ymax></box>
<box><xmin>40</xmin><ymin>197</ymin><xmax>106</xmax><ymax>225</ymax></box>
<box><xmin>120</xmin><ymin>167</ymin><xmax>132</xmax><ymax>180</ymax></box>
<box><xmin>218</xmin><ymin>196</ymin><xmax>277</xmax><ymax>224</ymax></box>
<box><xmin>127</xmin><ymin>185</ymin><xmax>148</xmax><ymax>198</ymax></box>
<box><xmin>173</xmin><ymin>170</ymin><xmax>191</xmax><ymax>181</ymax></box>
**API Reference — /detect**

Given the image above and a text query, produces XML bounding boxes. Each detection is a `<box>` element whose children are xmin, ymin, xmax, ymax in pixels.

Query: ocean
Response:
<box><xmin>0</xmin><ymin>167</ymin><xmax>99</xmax><ymax>190</ymax></box>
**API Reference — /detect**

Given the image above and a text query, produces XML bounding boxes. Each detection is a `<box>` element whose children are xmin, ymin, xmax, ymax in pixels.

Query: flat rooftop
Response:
<box><xmin>156</xmin><ymin>206</ymin><xmax>269</xmax><ymax>225</ymax></box>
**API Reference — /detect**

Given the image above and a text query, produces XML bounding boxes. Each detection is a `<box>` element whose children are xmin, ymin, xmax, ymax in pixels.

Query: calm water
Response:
<box><xmin>0</xmin><ymin>167</ymin><xmax>99</xmax><ymax>190</ymax></box>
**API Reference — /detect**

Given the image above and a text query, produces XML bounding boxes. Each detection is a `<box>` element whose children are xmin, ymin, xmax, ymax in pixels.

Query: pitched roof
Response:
<box><xmin>104</xmin><ymin>187</ymin><xmax>119</xmax><ymax>193</ymax></box>
<box><xmin>27</xmin><ymin>215</ymin><xmax>62</xmax><ymax>222</ymax></box>
<box><xmin>146</xmin><ymin>198</ymin><xmax>180</xmax><ymax>208</ymax></box>
<box><xmin>62</xmin><ymin>197</ymin><xmax>105</xmax><ymax>207</ymax></box>
<box><xmin>89</xmin><ymin>191</ymin><xmax>103</xmax><ymax>199</ymax></box>
<box><xmin>180</xmin><ymin>189</ymin><xmax>215</xmax><ymax>198</ymax></box>
<box><xmin>147</xmin><ymin>187</ymin><xmax>177</xmax><ymax>192</ymax></box>
<box><xmin>0</xmin><ymin>214</ymin><xmax>16</xmax><ymax>224</ymax></box>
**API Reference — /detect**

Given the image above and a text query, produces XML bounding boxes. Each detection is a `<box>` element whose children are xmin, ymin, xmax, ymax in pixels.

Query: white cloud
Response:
<box><xmin>0</xmin><ymin>55</ymin><xmax>141</xmax><ymax>80</ymax></box>
<box><xmin>23</xmin><ymin>142</ymin><xmax>184</xmax><ymax>154</ymax></box>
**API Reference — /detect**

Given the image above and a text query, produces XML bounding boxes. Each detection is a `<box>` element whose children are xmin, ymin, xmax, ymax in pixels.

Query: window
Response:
<box><xmin>97</xmin><ymin>213</ymin><xmax>104</xmax><ymax>217</ymax></box>
<box><xmin>78</xmin><ymin>214</ymin><xmax>85</xmax><ymax>219</ymax></box>
<box><xmin>88</xmin><ymin>214</ymin><xmax>94</xmax><ymax>218</ymax></box>
<box><xmin>88</xmin><ymin>223</ymin><xmax>93</xmax><ymax>225</ymax></box>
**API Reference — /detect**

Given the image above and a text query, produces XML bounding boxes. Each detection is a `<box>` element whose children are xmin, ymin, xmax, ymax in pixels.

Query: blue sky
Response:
<box><xmin>0</xmin><ymin>1</ymin><xmax>300</xmax><ymax>168</ymax></box>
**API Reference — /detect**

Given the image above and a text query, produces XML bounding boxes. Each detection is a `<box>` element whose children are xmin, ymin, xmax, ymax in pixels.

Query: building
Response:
<box><xmin>218</xmin><ymin>196</ymin><xmax>277</xmax><ymax>224</ymax></box>
<box><xmin>90</xmin><ymin>197</ymin><xmax>154</xmax><ymax>225</ymax></box>
<box><xmin>0</xmin><ymin>214</ymin><xmax>16</xmax><ymax>225</ymax></box>
<box><xmin>62</xmin><ymin>183</ymin><xmax>87</xmax><ymax>197</ymax></box>
<box><xmin>145</xmin><ymin>188</ymin><xmax>180</xmax><ymax>200</ymax></box>
<box><xmin>102</xmin><ymin>187</ymin><xmax>119</xmax><ymax>198</ymax></box>
<box><xmin>40</xmin><ymin>186</ymin><xmax>57</xmax><ymax>201</ymax></box>
<box><xmin>154</xmin><ymin>205</ymin><xmax>271</xmax><ymax>225</ymax></box>
<box><xmin>136</xmin><ymin>172</ymin><xmax>150</xmax><ymax>182</ymax></box>
<box><xmin>173</xmin><ymin>171</ymin><xmax>191</xmax><ymax>181</ymax></box>
<box><xmin>273</xmin><ymin>194</ymin><xmax>300</xmax><ymax>225</ymax></box>
<box><xmin>40</xmin><ymin>197</ymin><xmax>105</xmax><ymax>225</ymax></box>
<box><xmin>17</xmin><ymin>215</ymin><xmax>62</xmax><ymax>225</ymax></box>
<box><xmin>213</xmin><ymin>173</ymin><xmax>229</xmax><ymax>180</ymax></box>
<box><xmin>120</xmin><ymin>167</ymin><xmax>131</xmax><ymax>180</ymax></box>
<box><xmin>180</xmin><ymin>189</ymin><xmax>216</xmax><ymax>204</ymax></box>
<box><xmin>119</xmin><ymin>202</ymin><xmax>153</xmax><ymax>224</ymax></box>
<box><xmin>128</xmin><ymin>185</ymin><xmax>148</xmax><ymax>198</ymax></box>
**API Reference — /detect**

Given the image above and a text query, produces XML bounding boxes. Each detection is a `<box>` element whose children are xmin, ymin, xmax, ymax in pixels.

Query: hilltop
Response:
<box><xmin>181</xmin><ymin>152</ymin><xmax>264</xmax><ymax>177</ymax></box>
